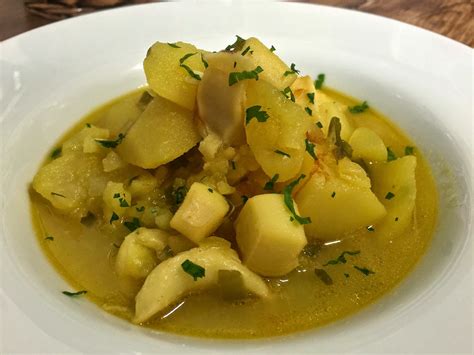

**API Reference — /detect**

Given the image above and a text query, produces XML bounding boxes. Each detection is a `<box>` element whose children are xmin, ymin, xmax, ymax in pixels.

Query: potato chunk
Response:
<box><xmin>116</xmin><ymin>96</ymin><xmax>200</xmax><ymax>169</ymax></box>
<box><xmin>102</xmin><ymin>181</ymin><xmax>131</xmax><ymax>219</ymax></box>
<box><xmin>116</xmin><ymin>228</ymin><xmax>169</xmax><ymax>279</ymax></box>
<box><xmin>235</xmin><ymin>194</ymin><xmax>307</xmax><ymax>276</ymax></box>
<box><xmin>144</xmin><ymin>41</ymin><xmax>206</xmax><ymax>110</ymax></box>
<box><xmin>295</xmin><ymin>158</ymin><xmax>386</xmax><ymax>240</ymax></box>
<box><xmin>170</xmin><ymin>182</ymin><xmax>229</xmax><ymax>243</ymax></box>
<box><xmin>245</xmin><ymin>80</ymin><xmax>312</xmax><ymax>181</ymax></box>
<box><xmin>368</xmin><ymin>156</ymin><xmax>417</xmax><ymax>237</ymax></box>
<box><xmin>314</xmin><ymin>90</ymin><xmax>354</xmax><ymax>141</ymax></box>
<box><xmin>134</xmin><ymin>237</ymin><xmax>269</xmax><ymax>323</ymax></box>
<box><xmin>349</xmin><ymin>127</ymin><xmax>387</xmax><ymax>162</ymax></box>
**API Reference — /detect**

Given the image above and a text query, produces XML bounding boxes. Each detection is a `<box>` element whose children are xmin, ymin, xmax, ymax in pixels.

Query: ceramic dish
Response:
<box><xmin>0</xmin><ymin>2</ymin><xmax>472</xmax><ymax>353</ymax></box>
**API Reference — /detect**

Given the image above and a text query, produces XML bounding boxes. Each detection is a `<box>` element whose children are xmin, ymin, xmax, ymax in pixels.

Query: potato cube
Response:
<box><xmin>103</xmin><ymin>181</ymin><xmax>131</xmax><ymax>218</ymax></box>
<box><xmin>128</xmin><ymin>172</ymin><xmax>157</xmax><ymax>199</ymax></box>
<box><xmin>170</xmin><ymin>182</ymin><xmax>229</xmax><ymax>243</ymax></box>
<box><xmin>102</xmin><ymin>151</ymin><xmax>125</xmax><ymax>172</ymax></box>
<box><xmin>349</xmin><ymin>127</ymin><xmax>387</xmax><ymax>162</ymax></box>
<box><xmin>235</xmin><ymin>194</ymin><xmax>307</xmax><ymax>276</ymax></box>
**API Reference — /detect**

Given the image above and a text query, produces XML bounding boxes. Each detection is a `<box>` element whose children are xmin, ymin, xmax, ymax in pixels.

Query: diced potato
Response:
<box><xmin>134</xmin><ymin>237</ymin><xmax>269</xmax><ymax>323</ymax></box>
<box><xmin>116</xmin><ymin>96</ymin><xmax>201</xmax><ymax>169</ymax></box>
<box><xmin>314</xmin><ymin>91</ymin><xmax>355</xmax><ymax>141</ymax></box>
<box><xmin>63</xmin><ymin>125</ymin><xmax>109</xmax><ymax>154</ymax></box>
<box><xmin>237</xmin><ymin>37</ymin><xmax>297</xmax><ymax>90</ymax></box>
<box><xmin>349</xmin><ymin>127</ymin><xmax>387</xmax><ymax>162</ymax></box>
<box><xmin>245</xmin><ymin>80</ymin><xmax>312</xmax><ymax>181</ymax></box>
<box><xmin>128</xmin><ymin>172</ymin><xmax>157</xmax><ymax>199</ymax></box>
<box><xmin>144</xmin><ymin>41</ymin><xmax>206</xmax><ymax>110</ymax></box>
<box><xmin>291</xmin><ymin>76</ymin><xmax>317</xmax><ymax>118</ymax></box>
<box><xmin>32</xmin><ymin>152</ymin><xmax>103</xmax><ymax>219</ymax></box>
<box><xmin>103</xmin><ymin>181</ymin><xmax>131</xmax><ymax>218</ymax></box>
<box><xmin>368</xmin><ymin>156</ymin><xmax>417</xmax><ymax>237</ymax></box>
<box><xmin>154</xmin><ymin>208</ymin><xmax>173</xmax><ymax>231</ymax></box>
<box><xmin>116</xmin><ymin>227</ymin><xmax>169</xmax><ymax>279</ymax></box>
<box><xmin>196</xmin><ymin>67</ymin><xmax>246</xmax><ymax>145</ymax></box>
<box><xmin>102</xmin><ymin>151</ymin><xmax>125</xmax><ymax>172</ymax></box>
<box><xmin>235</xmin><ymin>194</ymin><xmax>307</xmax><ymax>276</ymax></box>
<box><xmin>170</xmin><ymin>182</ymin><xmax>229</xmax><ymax>243</ymax></box>
<box><xmin>295</xmin><ymin>158</ymin><xmax>386</xmax><ymax>240</ymax></box>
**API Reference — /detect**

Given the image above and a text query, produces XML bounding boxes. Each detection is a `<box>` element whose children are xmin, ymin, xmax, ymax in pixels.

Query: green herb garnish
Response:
<box><xmin>323</xmin><ymin>250</ymin><xmax>360</xmax><ymax>266</ymax></box>
<box><xmin>230</xmin><ymin>161</ymin><xmax>236</xmax><ymax>170</ymax></box>
<box><xmin>281</xmin><ymin>86</ymin><xmax>295</xmax><ymax>102</ymax></box>
<box><xmin>124</xmin><ymin>218</ymin><xmax>140</xmax><ymax>232</ymax></box>
<box><xmin>245</xmin><ymin>105</ymin><xmax>269</xmax><ymax>124</ymax></box>
<box><xmin>225</xmin><ymin>35</ymin><xmax>245</xmax><ymax>51</ymax></box>
<box><xmin>44</xmin><ymin>236</ymin><xmax>54</xmax><ymax>241</ymax></box>
<box><xmin>305</xmin><ymin>139</ymin><xmax>317</xmax><ymax>160</ymax></box>
<box><xmin>316</xmin><ymin>121</ymin><xmax>323</xmax><ymax>129</ymax></box>
<box><xmin>386</xmin><ymin>147</ymin><xmax>397</xmax><ymax>161</ymax></box>
<box><xmin>62</xmin><ymin>290</ymin><xmax>87</xmax><ymax>297</ymax></box>
<box><xmin>385</xmin><ymin>192</ymin><xmax>395</xmax><ymax>200</ymax></box>
<box><xmin>172</xmin><ymin>185</ymin><xmax>188</xmax><ymax>205</ymax></box>
<box><xmin>353</xmin><ymin>265</ymin><xmax>375</xmax><ymax>276</ymax></box>
<box><xmin>367</xmin><ymin>225</ymin><xmax>375</xmax><ymax>232</ymax></box>
<box><xmin>180</xmin><ymin>64</ymin><xmax>201</xmax><ymax>80</ymax></box>
<box><xmin>50</xmin><ymin>147</ymin><xmax>62</xmax><ymax>159</ymax></box>
<box><xmin>348</xmin><ymin>101</ymin><xmax>369</xmax><ymax>114</ymax></box>
<box><xmin>314</xmin><ymin>268</ymin><xmax>333</xmax><ymax>285</ymax></box>
<box><xmin>200</xmin><ymin>53</ymin><xmax>208</xmax><ymax>68</ymax></box>
<box><xmin>270</xmin><ymin>45</ymin><xmax>276</xmax><ymax>52</ymax></box>
<box><xmin>233</xmin><ymin>61</ymin><xmax>237</xmax><ymax>68</ymax></box>
<box><xmin>307</xmin><ymin>92</ymin><xmax>315</xmax><ymax>104</ymax></box>
<box><xmin>264</xmin><ymin>174</ymin><xmax>279</xmax><ymax>191</ymax></box>
<box><xmin>179</xmin><ymin>52</ymin><xmax>197</xmax><ymax>64</ymax></box>
<box><xmin>305</xmin><ymin>107</ymin><xmax>313</xmax><ymax>116</ymax></box>
<box><xmin>331</xmin><ymin>191</ymin><xmax>336</xmax><ymax>198</ymax></box>
<box><xmin>208</xmin><ymin>188</ymin><xmax>214</xmax><ymax>193</ymax></box>
<box><xmin>85</xmin><ymin>123</ymin><xmax>91</xmax><ymax>128</ymax></box>
<box><xmin>167</xmin><ymin>43</ymin><xmax>181</xmax><ymax>48</ymax></box>
<box><xmin>344</xmin><ymin>273</ymin><xmax>350</xmax><ymax>278</ymax></box>
<box><xmin>119</xmin><ymin>198</ymin><xmax>129</xmax><ymax>208</ymax></box>
<box><xmin>328</xmin><ymin>117</ymin><xmax>353</xmax><ymax>160</ymax></box>
<box><xmin>241</xmin><ymin>46</ymin><xmax>251</xmax><ymax>56</ymax></box>
<box><xmin>274</xmin><ymin>150</ymin><xmax>291</xmax><ymax>158</ymax></box>
<box><xmin>109</xmin><ymin>211</ymin><xmax>119</xmax><ymax>224</ymax></box>
<box><xmin>314</xmin><ymin>73</ymin><xmax>325</xmax><ymax>89</ymax></box>
<box><xmin>405</xmin><ymin>146</ymin><xmax>415</xmax><ymax>155</ymax></box>
<box><xmin>395</xmin><ymin>217</ymin><xmax>399</xmax><ymax>221</ymax></box>
<box><xmin>283</xmin><ymin>174</ymin><xmax>311</xmax><ymax>225</ymax></box>
<box><xmin>241</xmin><ymin>195</ymin><xmax>249</xmax><ymax>204</ymax></box>
<box><xmin>136</xmin><ymin>206</ymin><xmax>145</xmax><ymax>212</ymax></box>
<box><xmin>95</xmin><ymin>133</ymin><xmax>125</xmax><ymax>149</ymax></box>
<box><xmin>181</xmin><ymin>259</ymin><xmax>205</xmax><ymax>281</ymax></box>
<box><xmin>283</xmin><ymin>63</ymin><xmax>300</xmax><ymax>77</ymax></box>
<box><xmin>229</xmin><ymin>66</ymin><xmax>263</xmax><ymax>86</ymax></box>
<box><xmin>51</xmin><ymin>192</ymin><xmax>65</xmax><ymax>198</ymax></box>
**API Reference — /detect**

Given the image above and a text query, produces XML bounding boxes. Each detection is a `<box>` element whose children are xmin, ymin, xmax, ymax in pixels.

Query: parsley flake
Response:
<box><xmin>241</xmin><ymin>195</ymin><xmax>249</xmax><ymax>204</ymax></box>
<box><xmin>44</xmin><ymin>236</ymin><xmax>54</xmax><ymax>241</ymax></box>
<box><xmin>181</xmin><ymin>259</ymin><xmax>205</xmax><ymax>281</ymax></box>
<box><xmin>179</xmin><ymin>52</ymin><xmax>197</xmax><ymax>64</ymax></box>
<box><xmin>230</xmin><ymin>161</ymin><xmax>236</xmax><ymax>170</ymax></box>
<box><xmin>405</xmin><ymin>146</ymin><xmax>415</xmax><ymax>155</ymax></box>
<box><xmin>180</xmin><ymin>64</ymin><xmax>201</xmax><ymax>80</ymax></box>
<box><xmin>85</xmin><ymin>123</ymin><xmax>91</xmax><ymax>128</ymax></box>
<box><xmin>95</xmin><ymin>133</ymin><xmax>125</xmax><ymax>148</ymax></box>
<box><xmin>353</xmin><ymin>265</ymin><xmax>375</xmax><ymax>276</ymax></box>
<box><xmin>281</xmin><ymin>87</ymin><xmax>295</xmax><ymax>102</ymax></box>
<box><xmin>241</xmin><ymin>46</ymin><xmax>251</xmax><ymax>56</ymax></box>
<box><xmin>264</xmin><ymin>174</ymin><xmax>279</xmax><ymax>191</ymax></box>
<box><xmin>245</xmin><ymin>105</ymin><xmax>269</xmax><ymax>124</ymax></box>
<box><xmin>274</xmin><ymin>150</ymin><xmax>291</xmax><ymax>158</ymax></box>
<box><xmin>200</xmin><ymin>53</ymin><xmax>208</xmax><ymax>68</ymax></box>
<box><xmin>283</xmin><ymin>174</ymin><xmax>311</xmax><ymax>225</ymax></box>
<box><xmin>314</xmin><ymin>73</ymin><xmax>325</xmax><ymax>89</ymax></box>
<box><xmin>50</xmin><ymin>147</ymin><xmax>62</xmax><ymax>159</ymax></box>
<box><xmin>225</xmin><ymin>35</ymin><xmax>245</xmax><ymax>51</ymax></box>
<box><xmin>307</xmin><ymin>92</ymin><xmax>315</xmax><ymax>104</ymax></box>
<box><xmin>136</xmin><ymin>206</ymin><xmax>145</xmax><ymax>212</ymax></box>
<box><xmin>323</xmin><ymin>250</ymin><xmax>360</xmax><ymax>266</ymax></box>
<box><xmin>385</xmin><ymin>192</ymin><xmax>395</xmax><ymax>200</ymax></box>
<box><xmin>316</xmin><ymin>121</ymin><xmax>323</xmax><ymax>129</ymax></box>
<box><xmin>124</xmin><ymin>218</ymin><xmax>140</xmax><ymax>232</ymax></box>
<box><xmin>229</xmin><ymin>66</ymin><xmax>263</xmax><ymax>86</ymax></box>
<box><xmin>109</xmin><ymin>211</ymin><xmax>119</xmax><ymax>224</ymax></box>
<box><xmin>283</xmin><ymin>63</ymin><xmax>300</xmax><ymax>77</ymax></box>
<box><xmin>305</xmin><ymin>107</ymin><xmax>313</xmax><ymax>116</ymax></box>
<box><xmin>305</xmin><ymin>139</ymin><xmax>317</xmax><ymax>160</ymax></box>
<box><xmin>208</xmin><ymin>188</ymin><xmax>214</xmax><ymax>193</ymax></box>
<box><xmin>51</xmin><ymin>192</ymin><xmax>66</xmax><ymax>198</ymax></box>
<box><xmin>270</xmin><ymin>45</ymin><xmax>276</xmax><ymax>52</ymax></box>
<box><xmin>62</xmin><ymin>290</ymin><xmax>87</xmax><ymax>297</ymax></box>
<box><xmin>331</xmin><ymin>191</ymin><xmax>336</xmax><ymax>198</ymax></box>
<box><xmin>172</xmin><ymin>185</ymin><xmax>188</xmax><ymax>206</ymax></box>
<box><xmin>348</xmin><ymin>101</ymin><xmax>369</xmax><ymax>114</ymax></box>
<box><xmin>387</xmin><ymin>147</ymin><xmax>397</xmax><ymax>161</ymax></box>
<box><xmin>167</xmin><ymin>43</ymin><xmax>181</xmax><ymax>48</ymax></box>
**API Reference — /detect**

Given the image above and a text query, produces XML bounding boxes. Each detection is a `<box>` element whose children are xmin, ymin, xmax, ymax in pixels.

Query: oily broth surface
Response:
<box><xmin>30</xmin><ymin>88</ymin><xmax>438</xmax><ymax>338</ymax></box>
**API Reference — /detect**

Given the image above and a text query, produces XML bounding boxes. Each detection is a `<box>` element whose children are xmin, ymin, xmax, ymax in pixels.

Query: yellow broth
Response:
<box><xmin>30</xmin><ymin>88</ymin><xmax>438</xmax><ymax>338</ymax></box>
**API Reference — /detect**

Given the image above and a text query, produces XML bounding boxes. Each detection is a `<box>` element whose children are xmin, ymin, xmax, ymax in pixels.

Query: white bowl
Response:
<box><xmin>1</xmin><ymin>2</ymin><xmax>472</xmax><ymax>353</ymax></box>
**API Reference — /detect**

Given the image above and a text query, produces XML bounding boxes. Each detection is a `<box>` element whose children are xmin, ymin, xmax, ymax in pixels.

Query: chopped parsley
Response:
<box><xmin>136</xmin><ymin>206</ymin><xmax>145</xmax><ymax>212</ymax></box>
<box><xmin>270</xmin><ymin>45</ymin><xmax>276</xmax><ymax>52</ymax></box>
<box><xmin>62</xmin><ymin>290</ymin><xmax>87</xmax><ymax>297</ymax></box>
<box><xmin>208</xmin><ymin>188</ymin><xmax>214</xmax><ymax>193</ymax></box>
<box><xmin>395</xmin><ymin>217</ymin><xmax>399</xmax><ymax>221</ymax></box>
<box><xmin>323</xmin><ymin>250</ymin><xmax>360</xmax><ymax>266</ymax></box>
<box><xmin>283</xmin><ymin>174</ymin><xmax>311</xmax><ymax>225</ymax></box>
<box><xmin>281</xmin><ymin>86</ymin><xmax>295</xmax><ymax>102</ymax></box>
<box><xmin>344</xmin><ymin>273</ymin><xmax>350</xmax><ymax>278</ymax></box>
<box><xmin>51</xmin><ymin>192</ymin><xmax>65</xmax><ymax>198</ymax></box>
<box><xmin>180</xmin><ymin>64</ymin><xmax>201</xmax><ymax>81</ymax></box>
<box><xmin>385</xmin><ymin>192</ymin><xmax>395</xmax><ymax>200</ymax></box>
<box><xmin>274</xmin><ymin>149</ymin><xmax>291</xmax><ymax>158</ymax></box>
<box><xmin>331</xmin><ymin>191</ymin><xmax>336</xmax><ymax>198</ymax></box>
<box><xmin>387</xmin><ymin>147</ymin><xmax>397</xmax><ymax>161</ymax></box>
<box><xmin>233</xmin><ymin>61</ymin><xmax>237</xmax><ymax>68</ymax></box>
<box><xmin>314</xmin><ymin>73</ymin><xmax>325</xmax><ymax>89</ymax></box>
<box><xmin>109</xmin><ymin>211</ymin><xmax>119</xmax><ymax>224</ymax></box>
<box><xmin>85</xmin><ymin>123</ymin><xmax>91</xmax><ymax>128</ymax></box>
<box><xmin>328</xmin><ymin>117</ymin><xmax>353</xmax><ymax>160</ymax></box>
<box><xmin>305</xmin><ymin>139</ymin><xmax>317</xmax><ymax>160</ymax></box>
<box><xmin>167</xmin><ymin>42</ymin><xmax>181</xmax><ymax>48</ymax></box>
<box><xmin>367</xmin><ymin>225</ymin><xmax>375</xmax><ymax>232</ymax></box>
<box><xmin>245</xmin><ymin>105</ymin><xmax>269</xmax><ymax>124</ymax></box>
<box><xmin>44</xmin><ymin>236</ymin><xmax>54</xmax><ymax>241</ymax></box>
<box><xmin>264</xmin><ymin>174</ymin><xmax>279</xmax><ymax>191</ymax></box>
<box><xmin>179</xmin><ymin>52</ymin><xmax>197</xmax><ymax>64</ymax></box>
<box><xmin>307</xmin><ymin>92</ymin><xmax>315</xmax><ymax>104</ymax></box>
<box><xmin>229</xmin><ymin>66</ymin><xmax>263</xmax><ymax>86</ymax></box>
<box><xmin>181</xmin><ymin>259</ymin><xmax>205</xmax><ymax>281</ymax></box>
<box><xmin>225</xmin><ymin>35</ymin><xmax>245</xmax><ymax>51</ymax></box>
<box><xmin>241</xmin><ymin>46</ymin><xmax>251</xmax><ymax>56</ymax></box>
<box><xmin>405</xmin><ymin>146</ymin><xmax>415</xmax><ymax>155</ymax></box>
<box><xmin>314</xmin><ymin>268</ymin><xmax>333</xmax><ymax>285</ymax></box>
<box><xmin>283</xmin><ymin>63</ymin><xmax>300</xmax><ymax>77</ymax></box>
<box><xmin>200</xmin><ymin>53</ymin><xmax>208</xmax><ymax>68</ymax></box>
<box><xmin>95</xmin><ymin>133</ymin><xmax>125</xmax><ymax>148</ymax></box>
<box><xmin>50</xmin><ymin>147</ymin><xmax>62</xmax><ymax>159</ymax></box>
<box><xmin>316</xmin><ymin>121</ymin><xmax>323</xmax><ymax>129</ymax></box>
<box><xmin>124</xmin><ymin>217</ymin><xmax>140</xmax><ymax>232</ymax></box>
<box><xmin>348</xmin><ymin>101</ymin><xmax>369</xmax><ymax>114</ymax></box>
<box><xmin>172</xmin><ymin>185</ymin><xmax>188</xmax><ymax>206</ymax></box>
<box><xmin>353</xmin><ymin>265</ymin><xmax>375</xmax><ymax>276</ymax></box>
<box><xmin>241</xmin><ymin>195</ymin><xmax>249</xmax><ymax>204</ymax></box>
<box><xmin>119</xmin><ymin>198</ymin><xmax>129</xmax><ymax>207</ymax></box>
<box><xmin>230</xmin><ymin>161</ymin><xmax>236</xmax><ymax>170</ymax></box>
<box><xmin>305</xmin><ymin>107</ymin><xmax>313</xmax><ymax>116</ymax></box>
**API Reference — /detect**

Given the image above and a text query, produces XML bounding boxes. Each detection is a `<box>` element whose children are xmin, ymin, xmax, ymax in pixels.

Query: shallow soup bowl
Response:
<box><xmin>0</xmin><ymin>2</ymin><xmax>472</xmax><ymax>353</ymax></box>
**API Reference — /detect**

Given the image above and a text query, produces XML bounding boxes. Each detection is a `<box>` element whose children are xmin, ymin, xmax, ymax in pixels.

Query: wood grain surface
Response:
<box><xmin>0</xmin><ymin>0</ymin><xmax>472</xmax><ymax>46</ymax></box>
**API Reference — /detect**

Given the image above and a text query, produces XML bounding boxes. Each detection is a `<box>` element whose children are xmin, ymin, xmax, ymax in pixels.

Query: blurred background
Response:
<box><xmin>0</xmin><ymin>0</ymin><xmax>472</xmax><ymax>46</ymax></box>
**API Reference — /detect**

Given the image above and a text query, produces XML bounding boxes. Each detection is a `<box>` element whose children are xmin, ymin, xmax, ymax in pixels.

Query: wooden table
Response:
<box><xmin>1</xmin><ymin>0</ymin><xmax>472</xmax><ymax>46</ymax></box>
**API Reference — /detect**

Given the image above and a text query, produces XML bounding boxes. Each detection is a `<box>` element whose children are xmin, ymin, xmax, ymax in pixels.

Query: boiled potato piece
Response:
<box><xmin>102</xmin><ymin>181</ymin><xmax>131</xmax><ymax>218</ymax></box>
<box><xmin>349</xmin><ymin>127</ymin><xmax>387</xmax><ymax>162</ymax></box>
<box><xmin>245</xmin><ymin>80</ymin><xmax>312</xmax><ymax>181</ymax></box>
<box><xmin>235</xmin><ymin>194</ymin><xmax>307</xmax><ymax>276</ymax></box>
<box><xmin>170</xmin><ymin>182</ymin><xmax>229</xmax><ymax>243</ymax></box>
<box><xmin>196</xmin><ymin>66</ymin><xmax>246</xmax><ymax>145</ymax></box>
<box><xmin>32</xmin><ymin>152</ymin><xmax>103</xmax><ymax>219</ymax></box>
<box><xmin>368</xmin><ymin>156</ymin><xmax>417</xmax><ymax>237</ymax></box>
<box><xmin>291</xmin><ymin>75</ymin><xmax>317</xmax><ymax>120</ymax></box>
<box><xmin>102</xmin><ymin>151</ymin><xmax>125</xmax><ymax>172</ymax></box>
<box><xmin>128</xmin><ymin>172</ymin><xmax>157</xmax><ymax>199</ymax></box>
<box><xmin>63</xmin><ymin>125</ymin><xmax>109</xmax><ymax>154</ymax></box>
<box><xmin>134</xmin><ymin>237</ymin><xmax>269</xmax><ymax>323</ymax></box>
<box><xmin>314</xmin><ymin>91</ymin><xmax>354</xmax><ymax>141</ymax></box>
<box><xmin>116</xmin><ymin>228</ymin><xmax>169</xmax><ymax>279</ymax></box>
<box><xmin>144</xmin><ymin>41</ymin><xmax>206</xmax><ymax>110</ymax></box>
<box><xmin>295</xmin><ymin>158</ymin><xmax>386</xmax><ymax>240</ymax></box>
<box><xmin>116</xmin><ymin>96</ymin><xmax>200</xmax><ymax>169</ymax></box>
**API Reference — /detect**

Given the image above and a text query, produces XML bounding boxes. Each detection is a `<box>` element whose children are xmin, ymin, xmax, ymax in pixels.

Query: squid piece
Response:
<box><xmin>133</xmin><ymin>237</ymin><xmax>269</xmax><ymax>324</ymax></box>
